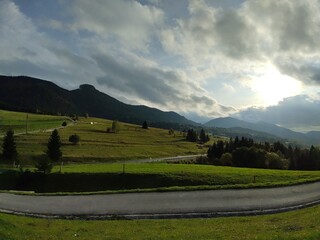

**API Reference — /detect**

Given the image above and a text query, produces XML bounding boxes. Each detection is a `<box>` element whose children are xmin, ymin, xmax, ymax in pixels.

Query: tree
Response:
<box><xmin>69</xmin><ymin>134</ymin><xmax>80</xmax><ymax>145</ymax></box>
<box><xmin>186</xmin><ymin>129</ymin><xmax>197</xmax><ymax>142</ymax></box>
<box><xmin>142</xmin><ymin>120</ymin><xmax>148</xmax><ymax>129</ymax></box>
<box><xmin>2</xmin><ymin>130</ymin><xmax>18</xmax><ymax>166</ymax></box>
<box><xmin>47</xmin><ymin>129</ymin><xmax>62</xmax><ymax>170</ymax></box>
<box><xmin>199</xmin><ymin>129</ymin><xmax>209</xmax><ymax>143</ymax></box>
<box><xmin>62</xmin><ymin>121</ymin><xmax>67</xmax><ymax>127</ymax></box>
<box><xmin>112</xmin><ymin>120</ymin><xmax>120</xmax><ymax>133</ymax></box>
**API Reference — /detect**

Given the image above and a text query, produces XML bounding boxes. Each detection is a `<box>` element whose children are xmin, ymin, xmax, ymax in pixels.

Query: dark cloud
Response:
<box><xmin>94</xmin><ymin>54</ymin><xmax>186</xmax><ymax>105</ymax></box>
<box><xmin>214</xmin><ymin>10</ymin><xmax>257</xmax><ymax>59</ymax></box>
<box><xmin>235</xmin><ymin>95</ymin><xmax>320</xmax><ymax>126</ymax></box>
<box><xmin>277</xmin><ymin>61</ymin><xmax>320</xmax><ymax>85</ymax></box>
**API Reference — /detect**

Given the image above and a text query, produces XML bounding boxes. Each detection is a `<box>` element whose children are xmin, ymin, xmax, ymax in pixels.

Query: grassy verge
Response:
<box><xmin>1</xmin><ymin>205</ymin><xmax>320</xmax><ymax>239</ymax></box>
<box><xmin>1</xmin><ymin>163</ymin><xmax>320</xmax><ymax>194</ymax></box>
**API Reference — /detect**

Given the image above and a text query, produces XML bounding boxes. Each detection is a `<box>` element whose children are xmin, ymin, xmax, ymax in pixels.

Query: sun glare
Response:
<box><xmin>251</xmin><ymin>65</ymin><xmax>301</xmax><ymax>106</ymax></box>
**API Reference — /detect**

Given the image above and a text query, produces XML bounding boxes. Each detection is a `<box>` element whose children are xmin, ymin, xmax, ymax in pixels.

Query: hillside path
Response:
<box><xmin>1</xmin><ymin>181</ymin><xmax>320</xmax><ymax>219</ymax></box>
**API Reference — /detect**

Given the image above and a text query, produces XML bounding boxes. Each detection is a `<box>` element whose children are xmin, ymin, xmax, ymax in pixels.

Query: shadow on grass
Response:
<box><xmin>0</xmin><ymin>171</ymin><xmax>210</xmax><ymax>193</ymax></box>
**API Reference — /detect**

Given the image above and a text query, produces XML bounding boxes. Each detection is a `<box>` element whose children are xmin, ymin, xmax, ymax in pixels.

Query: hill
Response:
<box><xmin>0</xmin><ymin>75</ymin><xmax>195</xmax><ymax>127</ymax></box>
<box><xmin>205</xmin><ymin>117</ymin><xmax>316</xmax><ymax>145</ymax></box>
<box><xmin>0</xmin><ymin>113</ymin><xmax>205</xmax><ymax>164</ymax></box>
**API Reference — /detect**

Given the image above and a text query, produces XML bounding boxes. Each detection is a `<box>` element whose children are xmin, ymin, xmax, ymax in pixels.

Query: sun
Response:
<box><xmin>251</xmin><ymin>65</ymin><xmax>301</xmax><ymax>106</ymax></box>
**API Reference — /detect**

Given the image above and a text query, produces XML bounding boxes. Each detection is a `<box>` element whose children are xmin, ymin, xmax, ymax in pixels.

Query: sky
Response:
<box><xmin>1</xmin><ymin>0</ymin><xmax>320</xmax><ymax>130</ymax></box>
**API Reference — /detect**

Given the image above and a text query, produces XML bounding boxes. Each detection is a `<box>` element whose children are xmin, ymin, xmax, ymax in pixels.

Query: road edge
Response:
<box><xmin>1</xmin><ymin>198</ymin><xmax>320</xmax><ymax>220</ymax></box>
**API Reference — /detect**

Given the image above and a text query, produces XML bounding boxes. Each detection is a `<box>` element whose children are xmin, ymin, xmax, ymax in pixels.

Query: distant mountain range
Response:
<box><xmin>205</xmin><ymin>117</ymin><xmax>320</xmax><ymax>145</ymax></box>
<box><xmin>1</xmin><ymin>75</ymin><xmax>319</xmax><ymax>145</ymax></box>
<box><xmin>0</xmin><ymin>75</ymin><xmax>195</xmax><ymax>126</ymax></box>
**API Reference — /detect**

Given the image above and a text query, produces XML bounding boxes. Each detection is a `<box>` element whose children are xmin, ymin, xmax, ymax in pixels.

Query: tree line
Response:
<box><xmin>186</xmin><ymin>128</ymin><xmax>210</xmax><ymax>143</ymax></box>
<box><xmin>205</xmin><ymin>137</ymin><xmax>320</xmax><ymax>170</ymax></box>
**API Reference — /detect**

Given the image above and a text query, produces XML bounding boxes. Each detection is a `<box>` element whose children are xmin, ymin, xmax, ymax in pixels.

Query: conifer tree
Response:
<box><xmin>142</xmin><ymin>120</ymin><xmax>148</xmax><ymax>129</ymax></box>
<box><xmin>47</xmin><ymin>129</ymin><xmax>62</xmax><ymax>163</ymax></box>
<box><xmin>2</xmin><ymin>129</ymin><xmax>18</xmax><ymax>166</ymax></box>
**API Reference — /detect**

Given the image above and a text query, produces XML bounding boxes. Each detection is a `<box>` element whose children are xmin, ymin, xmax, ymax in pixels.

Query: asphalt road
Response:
<box><xmin>1</xmin><ymin>181</ymin><xmax>320</xmax><ymax>219</ymax></box>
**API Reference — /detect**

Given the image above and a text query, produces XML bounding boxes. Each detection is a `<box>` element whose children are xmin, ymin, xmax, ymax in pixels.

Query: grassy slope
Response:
<box><xmin>0</xmin><ymin>109</ymin><xmax>70</xmax><ymax>135</ymax></box>
<box><xmin>2</xmin><ymin>163</ymin><xmax>320</xmax><ymax>194</ymax></box>
<box><xmin>1</xmin><ymin>114</ymin><xmax>205</xmax><ymax>164</ymax></box>
<box><xmin>50</xmin><ymin>163</ymin><xmax>320</xmax><ymax>193</ymax></box>
<box><xmin>1</xmin><ymin>205</ymin><xmax>320</xmax><ymax>240</ymax></box>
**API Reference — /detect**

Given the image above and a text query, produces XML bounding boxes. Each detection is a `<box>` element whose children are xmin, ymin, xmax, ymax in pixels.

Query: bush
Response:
<box><xmin>220</xmin><ymin>153</ymin><xmax>233</xmax><ymax>166</ymax></box>
<box><xmin>62</xmin><ymin>121</ymin><xmax>67</xmax><ymax>127</ymax></box>
<box><xmin>266</xmin><ymin>152</ymin><xmax>289</xmax><ymax>169</ymax></box>
<box><xmin>69</xmin><ymin>134</ymin><xmax>80</xmax><ymax>145</ymax></box>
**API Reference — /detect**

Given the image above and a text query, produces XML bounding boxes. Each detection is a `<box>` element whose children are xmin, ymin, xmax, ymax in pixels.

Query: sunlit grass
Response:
<box><xmin>2</xmin><ymin>163</ymin><xmax>320</xmax><ymax>194</ymax></box>
<box><xmin>1</xmin><ymin>112</ymin><xmax>207</xmax><ymax>164</ymax></box>
<box><xmin>0</xmin><ymin>204</ymin><xmax>320</xmax><ymax>239</ymax></box>
<box><xmin>0</xmin><ymin>109</ymin><xmax>71</xmax><ymax>135</ymax></box>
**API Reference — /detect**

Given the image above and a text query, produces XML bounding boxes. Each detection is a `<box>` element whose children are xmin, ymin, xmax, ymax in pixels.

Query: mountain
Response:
<box><xmin>205</xmin><ymin>117</ymin><xmax>316</xmax><ymax>145</ymax></box>
<box><xmin>306</xmin><ymin>131</ymin><xmax>320</xmax><ymax>141</ymax></box>
<box><xmin>211</xmin><ymin>126</ymin><xmax>283</xmax><ymax>143</ymax></box>
<box><xmin>0</xmin><ymin>75</ymin><xmax>195</xmax><ymax>126</ymax></box>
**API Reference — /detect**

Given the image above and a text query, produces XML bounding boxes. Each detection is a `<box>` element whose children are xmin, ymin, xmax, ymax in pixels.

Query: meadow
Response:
<box><xmin>0</xmin><ymin>204</ymin><xmax>320</xmax><ymax>240</ymax></box>
<box><xmin>0</xmin><ymin>110</ymin><xmax>206</xmax><ymax>164</ymax></box>
<box><xmin>1</xmin><ymin>110</ymin><xmax>320</xmax><ymax>239</ymax></box>
<box><xmin>0</xmin><ymin>109</ymin><xmax>71</xmax><ymax>135</ymax></box>
<box><xmin>1</xmin><ymin>110</ymin><xmax>320</xmax><ymax>193</ymax></box>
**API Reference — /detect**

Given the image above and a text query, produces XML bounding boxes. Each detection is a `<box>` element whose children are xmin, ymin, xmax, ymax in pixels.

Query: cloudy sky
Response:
<box><xmin>1</xmin><ymin>0</ymin><xmax>320</xmax><ymax>130</ymax></box>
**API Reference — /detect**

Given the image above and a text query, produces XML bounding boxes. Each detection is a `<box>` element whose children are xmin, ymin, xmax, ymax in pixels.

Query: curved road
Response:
<box><xmin>1</xmin><ymin>182</ymin><xmax>320</xmax><ymax>219</ymax></box>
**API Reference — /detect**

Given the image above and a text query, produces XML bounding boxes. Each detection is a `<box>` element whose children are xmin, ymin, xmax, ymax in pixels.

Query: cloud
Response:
<box><xmin>159</xmin><ymin>0</ymin><xmax>320</xmax><ymax>88</ymax></box>
<box><xmin>0</xmin><ymin>0</ymin><xmax>100</xmax><ymax>88</ymax></box>
<box><xmin>235</xmin><ymin>95</ymin><xmax>320</xmax><ymax>127</ymax></box>
<box><xmin>2</xmin><ymin>0</ymin><xmax>320</xmax><ymax>123</ymax></box>
<box><xmin>69</xmin><ymin>0</ymin><xmax>164</xmax><ymax>50</ymax></box>
<box><xmin>276</xmin><ymin>59</ymin><xmax>320</xmax><ymax>85</ymax></box>
<box><xmin>93</xmin><ymin>53</ymin><xmax>232</xmax><ymax>118</ymax></box>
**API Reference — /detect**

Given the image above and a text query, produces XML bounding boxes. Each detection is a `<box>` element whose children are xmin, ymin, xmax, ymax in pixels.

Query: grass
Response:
<box><xmin>0</xmin><ymin>109</ymin><xmax>71</xmax><ymax>135</ymax></box>
<box><xmin>1</xmin><ymin>204</ymin><xmax>320</xmax><ymax>239</ymax></box>
<box><xmin>1</xmin><ymin>163</ymin><xmax>320</xmax><ymax>194</ymax></box>
<box><xmin>0</xmin><ymin>112</ymin><xmax>207</xmax><ymax>164</ymax></box>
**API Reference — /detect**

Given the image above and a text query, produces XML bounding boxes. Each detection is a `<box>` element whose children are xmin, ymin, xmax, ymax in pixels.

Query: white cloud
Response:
<box><xmin>2</xmin><ymin>0</ymin><xmax>320</xmax><ymax>123</ymax></box>
<box><xmin>69</xmin><ymin>0</ymin><xmax>164</xmax><ymax>50</ymax></box>
<box><xmin>0</xmin><ymin>0</ymin><xmax>100</xmax><ymax>88</ymax></box>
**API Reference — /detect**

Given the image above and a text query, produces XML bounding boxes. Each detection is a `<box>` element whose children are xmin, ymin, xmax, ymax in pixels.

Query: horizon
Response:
<box><xmin>1</xmin><ymin>0</ymin><xmax>320</xmax><ymax>131</ymax></box>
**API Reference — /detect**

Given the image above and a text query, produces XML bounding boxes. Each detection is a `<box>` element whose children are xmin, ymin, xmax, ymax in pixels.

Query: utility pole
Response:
<box><xmin>123</xmin><ymin>159</ymin><xmax>126</xmax><ymax>174</ymax></box>
<box><xmin>25</xmin><ymin>113</ymin><xmax>29</xmax><ymax>135</ymax></box>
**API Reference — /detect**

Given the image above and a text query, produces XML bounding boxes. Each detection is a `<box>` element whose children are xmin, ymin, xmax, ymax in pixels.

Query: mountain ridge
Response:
<box><xmin>0</xmin><ymin>75</ymin><xmax>195</xmax><ymax>126</ymax></box>
<box><xmin>205</xmin><ymin>117</ymin><xmax>317</xmax><ymax>145</ymax></box>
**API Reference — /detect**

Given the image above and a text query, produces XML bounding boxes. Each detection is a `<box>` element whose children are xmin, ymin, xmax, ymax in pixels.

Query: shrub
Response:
<box><xmin>69</xmin><ymin>134</ymin><xmax>80</xmax><ymax>145</ymax></box>
<box><xmin>266</xmin><ymin>152</ymin><xmax>289</xmax><ymax>169</ymax></box>
<box><xmin>220</xmin><ymin>153</ymin><xmax>233</xmax><ymax>166</ymax></box>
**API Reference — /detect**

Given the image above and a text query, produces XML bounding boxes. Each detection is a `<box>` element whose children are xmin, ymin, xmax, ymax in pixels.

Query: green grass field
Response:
<box><xmin>0</xmin><ymin>109</ymin><xmax>71</xmax><ymax>135</ymax></box>
<box><xmin>1</xmin><ymin>110</ymin><xmax>320</xmax><ymax>239</ymax></box>
<box><xmin>1</xmin><ymin>163</ymin><xmax>320</xmax><ymax>193</ymax></box>
<box><xmin>1</xmin><ymin>110</ymin><xmax>207</xmax><ymax>164</ymax></box>
<box><xmin>0</xmin><ymin>204</ymin><xmax>320</xmax><ymax>240</ymax></box>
